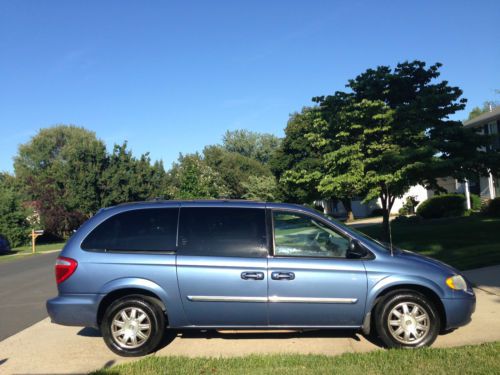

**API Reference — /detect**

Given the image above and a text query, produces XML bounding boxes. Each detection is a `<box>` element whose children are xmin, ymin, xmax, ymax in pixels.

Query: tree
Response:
<box><xmin>312</xmin><ymin>61</ymin><xmax>495</xmax><ymax>240</ymax></box>
<box><xmin>270</xmin><ymin>108</ymin><xmax>325</xmax><ymax>204</ymax></box>
<box><xmin>222</xmin><ymin>130</ymin><xmax>281</xmax><ymax>164</ymax></box>
<box><xmin>203</xmin><ymin>145</ymin><xmax>273</xmax><ymax>198</ymax></box>
<box><xmin>242</xmin><ymin>175</ymin><xmax>281</xmax><ymax>202</ymax></box>
<box><xmin>14</xmin><ymin>125</ymin><xmax>107</xmax><ymax>235</ymax></box>
<box><xmin>166</xmin><ymin>153</ymin><xmax>229</xmax><ymax>199</ymax></box>
<box><xmin>0</xmin><ymin>173</ymin><xmax>31</xmax><ymax>247</ymax></box>
<box><xmin>100</xmin><ymin>142</ymin><xmax>167</xmax><ymax>207</ymax></box>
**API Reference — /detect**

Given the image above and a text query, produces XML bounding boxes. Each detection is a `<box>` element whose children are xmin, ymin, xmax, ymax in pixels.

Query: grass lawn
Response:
<box><xmin>357</xmin><ymin>215</ymin><xmax>500</xmax><ymax>270</ymax></box>
<box><xmin>0</xmin><ymin>242</ymin><xmax>65</xmax><ymax>263</ymax></box>
<box><xmin>93</xmin><ymin>342</ymin><xmax>500</xmax><ymax>375</ymax></box>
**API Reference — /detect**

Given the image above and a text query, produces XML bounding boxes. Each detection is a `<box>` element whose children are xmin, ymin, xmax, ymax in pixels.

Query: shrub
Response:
<box><xmin>416</xmin><ymin>194</ymin><xmax>466</xmax><ymax>219</ymax></box>
<box><xmin>399</xmin><ymin>195</ymin><xmax>419</xmax><ymax>215</ymax></box>
<box><xmin>469</xmin><ymin>193</ymin><xmax>481</xmax><ymax>211</ymax></box>
<box><xmin>484</xmin><ymin>197</ymin><xmax>500</xmax><ymax>217</ymax></box>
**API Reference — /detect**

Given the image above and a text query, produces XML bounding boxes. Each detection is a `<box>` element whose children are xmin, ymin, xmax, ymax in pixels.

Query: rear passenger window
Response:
<box><xmin>81</xmin><ymin>208</ymin><xmax>179</xmax><ymax>252</ymax></box>
<box><xmin>178</xmin><ymin>207</ymin><xmax>268</xmax><ymax>258</ymax></box>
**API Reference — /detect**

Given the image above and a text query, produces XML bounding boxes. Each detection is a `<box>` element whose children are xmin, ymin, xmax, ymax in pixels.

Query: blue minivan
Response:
<box><xmin>47</xmin><ymin>200</ymin><xmax>475</xmax><ymax>356</ymax></box>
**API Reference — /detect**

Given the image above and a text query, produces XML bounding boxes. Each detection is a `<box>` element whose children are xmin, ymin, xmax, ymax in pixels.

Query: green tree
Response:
<box><xmin>271</xmin><ymin>108</ymin><xmax>325</xmax><ymax>204</ymax></box>
<box><xmin>167</xmin><ymin>153</ymin><xmax>229</xmax><ymax>199</ymax></box>
<box><xmin>203</xmin><ymin>145</ymin><xmax>273</xmax><ymax>198</ymax></box>
<box><xmin>100</xmin><ymin>143</ymin><xmax>167</xmax><ymax>207</ymax></box>
<box><xmin>14</xmin><ymin>125</ymin><xmax>107</xmax><ymax>235</ymax></box>
<box><xmin>0</xmin><ymin>173</ymin><xmax>31</xmax><ymax>247</ymax></box>
<box><xmin>312</xmin><ymin>61</ymin><xmax>495</xmax><ymax>240</ymax></box>
<box><xmin>241</xmin><ymin>175</ymin><xmax>281</xmax><ymax>202</ymax></box>
<box><xmin>222</xmin><ymin>130</ymin><xmax>281</xmax><ymax>164</ymax></box>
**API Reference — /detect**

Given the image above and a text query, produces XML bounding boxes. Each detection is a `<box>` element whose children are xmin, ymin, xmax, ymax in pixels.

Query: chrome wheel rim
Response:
<box><xmin>387</xmin><ymin>302</ymin><xmax>430</xmax><ymax>345</ymax></box>
<box><xmin>111</xmin><ymin>307</ymin><xmax>152</xmax><ymax>349</ymax></box>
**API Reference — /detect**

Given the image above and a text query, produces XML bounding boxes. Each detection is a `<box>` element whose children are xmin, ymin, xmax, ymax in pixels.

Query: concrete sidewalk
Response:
<box><xmin>0</xmin><ymin>267</ymin><xmax>499</xmax><ymax>374</ymax></box>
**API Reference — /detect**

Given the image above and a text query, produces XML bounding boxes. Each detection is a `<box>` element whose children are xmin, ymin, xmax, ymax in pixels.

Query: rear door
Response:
<box><xmin>176</xmin><ymin>205</ymin><xmax>269</xmax><ymax>327</ymax></box>
<box><xmin>267</xmin><ymin>209</ymin><xmax>367</xmax><ymax>327</ymax></box>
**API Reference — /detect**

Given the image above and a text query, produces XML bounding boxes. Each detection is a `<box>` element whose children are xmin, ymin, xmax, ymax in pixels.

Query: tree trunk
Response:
<box><xmin>341</xmin><ymin>198</ymin><xmax>355</xmax><ymax>222</ymax></box>
<box><xmin>380</xmin><ymin>191</ymin><xmax>396</xmax><ymax>244</ymax></box>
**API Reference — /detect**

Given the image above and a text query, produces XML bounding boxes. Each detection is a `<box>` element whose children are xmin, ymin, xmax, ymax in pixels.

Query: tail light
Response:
<box><xmin>55</xmin><ymin>256</ymin><xmax>78</xmax><ymax>284</ymax></box>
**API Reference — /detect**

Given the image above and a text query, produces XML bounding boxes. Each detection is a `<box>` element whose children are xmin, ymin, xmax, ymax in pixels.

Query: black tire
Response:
<box><xmin>374</xmin><ymin>290</ymin><xmax>440</xmax><ymax>348</ymax></box>
<box><xmin>101</xmin><ymin>295</ymin><xmax>165</xmax><ymax>357</ymax></box>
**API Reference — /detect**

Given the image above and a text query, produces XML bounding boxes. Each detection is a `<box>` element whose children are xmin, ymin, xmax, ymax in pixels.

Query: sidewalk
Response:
<box><xmin>0</xmin><ymin>266</ymin><xmax>499</xmax><ymax>374</ymax></box>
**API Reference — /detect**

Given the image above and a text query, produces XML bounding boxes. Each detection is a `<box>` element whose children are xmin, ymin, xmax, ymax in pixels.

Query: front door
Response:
<box><xmin>268</xmin><ymin>210</ymin><xmax>367</xmax><ymax>327</ymax></box>
<box><xmin>176</xmin><ymin>206</ymin><xmax>269</xmax><ymax>327</ymax></box>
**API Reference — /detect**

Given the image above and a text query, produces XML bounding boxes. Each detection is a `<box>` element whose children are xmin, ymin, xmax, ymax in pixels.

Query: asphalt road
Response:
<box><xmin>0</xmin><ymin>252</ymin><xmax>59</xmax><ymax>341</ymax></box>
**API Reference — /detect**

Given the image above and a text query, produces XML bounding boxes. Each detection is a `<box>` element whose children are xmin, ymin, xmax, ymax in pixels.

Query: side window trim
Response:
<box><xmin>270</xmin><ymin>208</ymin><xmax>354</xmax><ymax>260</ymax></box>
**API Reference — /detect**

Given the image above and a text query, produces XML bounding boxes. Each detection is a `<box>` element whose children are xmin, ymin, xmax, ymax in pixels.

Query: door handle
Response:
<box><xmin>241</xmin><ymin>271</ymin><xmax>265</xmax><ymax>280</ymax></box>
<box><xmin>271</xmin><ymin>272</ymin><xmax>295</xmax><ymax>280</ymax></box>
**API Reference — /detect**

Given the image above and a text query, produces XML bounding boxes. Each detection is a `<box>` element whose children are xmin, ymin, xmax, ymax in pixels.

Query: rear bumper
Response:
<box><xmin>442</xmin><ymin>294</ymin><xmax>476</xmax><ymax>330</ymax></box>
<box><xmin>46</xmin><ymin>294</ymin><xmax>103</xmax><ymax>328</ymax></box>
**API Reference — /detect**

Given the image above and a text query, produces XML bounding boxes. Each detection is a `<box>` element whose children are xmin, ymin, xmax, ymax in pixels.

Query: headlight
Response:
<box><xmin>446</xmin><ymin>275</ymin><xmax>467</xmax><ymax>291</ymax></box>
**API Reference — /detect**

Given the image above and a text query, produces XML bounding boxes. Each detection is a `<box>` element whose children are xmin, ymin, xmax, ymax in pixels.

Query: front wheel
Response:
<box><xmin>374</xmin><ymin>291</ymin><xmax>440</xmax><ymax>348</ymax></box>
<box><xmin>101</xmin><ymin>296</ymin><xmax>165</xmax><ymax>356</ymax></box>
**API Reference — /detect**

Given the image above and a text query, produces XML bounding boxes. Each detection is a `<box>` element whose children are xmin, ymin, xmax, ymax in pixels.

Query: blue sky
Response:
<box><xmin>1</xmin><ymin>0</ymin><xmax>499</xmax><ymax>172</ymax></box>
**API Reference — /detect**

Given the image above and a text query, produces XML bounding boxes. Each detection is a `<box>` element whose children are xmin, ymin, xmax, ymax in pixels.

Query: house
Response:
<box><xmin>460</xmin><ymin>106</ymin><xmax>500</xmax><ymax>202</ymax></box>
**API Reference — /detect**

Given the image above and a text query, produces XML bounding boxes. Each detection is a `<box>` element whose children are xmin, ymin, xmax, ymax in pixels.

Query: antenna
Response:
<box><xmin>386</xmin><ymin>184</ymin><xmax>394</xmax><ymax>256</ymax></box>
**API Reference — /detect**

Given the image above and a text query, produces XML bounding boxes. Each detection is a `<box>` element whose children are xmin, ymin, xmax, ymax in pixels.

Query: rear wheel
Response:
<box><xmin>374</xmin><ymin>291</ymin><xmax>440</xmax><ymax>348</ymax></box>
<box><xmin>101</xmin><ymin>296</ymin><xmax>165</xmax><ymax>356</ymax></box>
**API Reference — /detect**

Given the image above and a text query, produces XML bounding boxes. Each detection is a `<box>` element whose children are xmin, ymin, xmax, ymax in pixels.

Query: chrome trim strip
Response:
<box><xmin>187</xmin><ymin>295</ymin><xmax>357</xmax><ymax>304</ymax></box>
<box><xmin>187</xmin><ymin>295</ymin><xmax>268</xmax><ymax>303</ymax></box>
<box><xmin>269</xmin><ymin>296</ymin><xmax>357</xmax><ymax>304</ymax></box>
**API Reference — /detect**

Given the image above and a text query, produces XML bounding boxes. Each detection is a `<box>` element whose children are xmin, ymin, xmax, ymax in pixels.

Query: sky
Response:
<box><xmin>1</xmin><ymin>0</ymin><xmax>499</xmax><ymax>172</ymax></box>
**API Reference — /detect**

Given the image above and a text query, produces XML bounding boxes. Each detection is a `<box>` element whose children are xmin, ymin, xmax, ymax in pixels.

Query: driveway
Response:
<box><xmin>0</xmin><ymin>266</ymin><xmax>499</xmax><ymax>374</ymax></box>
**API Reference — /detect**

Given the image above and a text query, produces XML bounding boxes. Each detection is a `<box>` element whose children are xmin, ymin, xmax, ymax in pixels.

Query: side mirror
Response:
<box><xmin>346</xmin><ymin>239</ymin><xmax>368</xmax><ymax>259</ymax></box>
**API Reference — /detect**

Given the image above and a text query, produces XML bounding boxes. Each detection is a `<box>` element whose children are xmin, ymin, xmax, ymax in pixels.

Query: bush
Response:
<box><xmin>399</xmin><ymin>195</ymin><xmax>419</xmax><ymax>215</ymax></box>
<box><xmin>416</xmin><ymin>194</ymin><xmax>466</xmax><ymax>219</ymax></box>
<box><xmin>484</xmin><ymin>197</ymin><xmax>500</xmax><ymax>217</ymax></box>
<box><xmin>469</xmin><ymin>193</ymin><xmax>481</xmax><ymax>211</ymax></box>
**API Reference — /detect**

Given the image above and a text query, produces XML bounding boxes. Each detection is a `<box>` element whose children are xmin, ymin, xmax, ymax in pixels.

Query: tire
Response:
<box><xmin>374</xmin><ymin>290</ymin><xmax>440</xmax><ymax>348</ymax></box>
<box><xmin>101</xmin><ymin>295</ymin><xmax>165</xmax><ymax>357</ymax></box>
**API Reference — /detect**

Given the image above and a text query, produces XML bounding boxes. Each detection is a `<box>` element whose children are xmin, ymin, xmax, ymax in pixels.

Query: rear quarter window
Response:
<box><xmin>81</xmin><ymin>208</ymin><xmax>179</xmax><ymax>252</ymax></box>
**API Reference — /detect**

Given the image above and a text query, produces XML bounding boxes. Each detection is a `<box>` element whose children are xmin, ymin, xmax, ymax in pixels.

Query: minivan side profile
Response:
<box><xmin>46</xmin><ymin>200</ymin><xmax>476</xmax><ymax>356</ymax></box>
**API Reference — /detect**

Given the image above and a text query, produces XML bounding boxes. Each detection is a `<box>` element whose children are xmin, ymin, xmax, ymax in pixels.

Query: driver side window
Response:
<box><xmin>273</xmin><ymin>211</ymin><xmax>350</xmax><ymax>258</ymax></box>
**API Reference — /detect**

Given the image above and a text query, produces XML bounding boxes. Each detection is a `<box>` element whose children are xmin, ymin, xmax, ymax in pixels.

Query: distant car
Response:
<box><xmin>0</xmin><ymin>235</ymin><xmax>11</xmax><ymax>254</ymax></box>
<box><xmin>47</xmin><ymin>200</ymin><xmax>476</xmax><ymax>357</ymax></box>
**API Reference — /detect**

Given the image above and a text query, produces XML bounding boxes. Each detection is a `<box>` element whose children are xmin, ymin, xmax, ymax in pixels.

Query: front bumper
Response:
<box><xmin>442</xmin><ymin>294</ymin><xmax>476</xmax><ymax>330</ymax></box>
<box><xmin>46</xmin><ymin>294</ymin><xmax>103</xmax><ymax>328</ymax></box>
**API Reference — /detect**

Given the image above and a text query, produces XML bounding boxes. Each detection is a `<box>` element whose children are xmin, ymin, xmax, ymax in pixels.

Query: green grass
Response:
<box><xmin>93</xmin><ymin>342</ymin><xmax>500</xmax><ymax>375</ymax></box>
<box><xmin>12</xmin><ymin>241</ymin><xmax>66</xmax><ymax>253</ymax></box>
<box><xmin>0</xmin><ymin>242</ymin><xmax>65</xmax><ymax>263</ymax></box>
<box><xmin>357</xmin><ymin>215</ymin><xmax>500</xmax><ymax>270</ymax></box>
